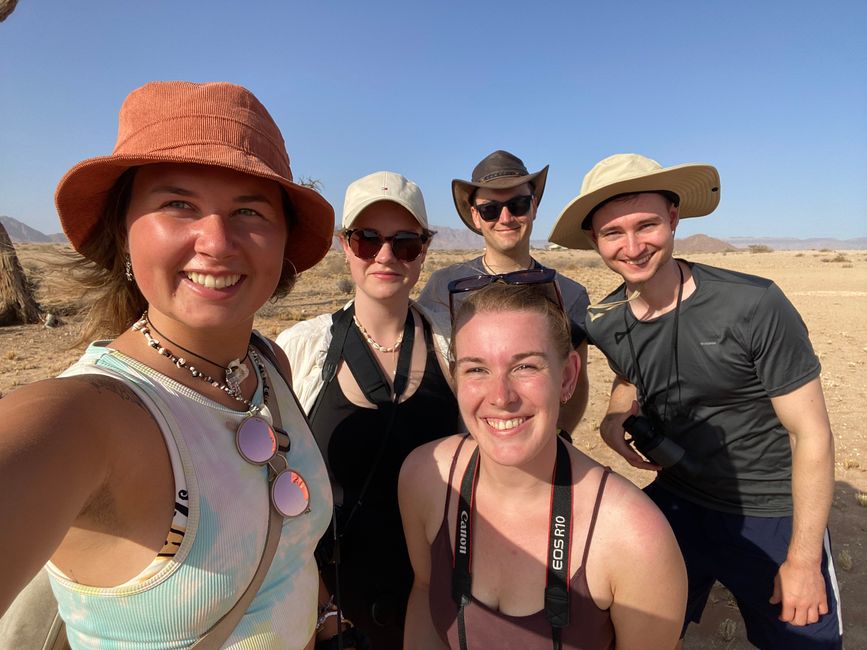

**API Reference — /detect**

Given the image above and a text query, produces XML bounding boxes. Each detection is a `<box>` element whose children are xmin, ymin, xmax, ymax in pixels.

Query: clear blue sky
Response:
<box><xmin>1</xmin><ymin>0</ymin><xmax>865</xmax><ymax>241</ymax></box>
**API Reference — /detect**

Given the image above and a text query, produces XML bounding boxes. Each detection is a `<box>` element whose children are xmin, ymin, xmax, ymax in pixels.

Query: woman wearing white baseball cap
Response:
<box><xmin>277</xmin><ymin>171</ymin><xmax>459</xmax><ymax>648</ymax></box>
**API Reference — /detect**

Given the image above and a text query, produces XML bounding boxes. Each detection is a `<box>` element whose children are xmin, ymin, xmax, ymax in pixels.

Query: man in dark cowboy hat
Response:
<box><xmin>418</xmin><ymin>150</ymin><xmax>590</xmax><ymax>432</ymax></box>
<box><xmin>550</xmin><ymin>153</ymin><xmax>843</xmax><ymax>648</ymax></box>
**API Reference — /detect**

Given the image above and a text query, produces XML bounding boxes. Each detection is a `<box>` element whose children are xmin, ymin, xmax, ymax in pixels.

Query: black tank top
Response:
<box><xmin>311</xmin><ymin>315</ymin><xmax>459</xmax><ymax>641</ymax></box>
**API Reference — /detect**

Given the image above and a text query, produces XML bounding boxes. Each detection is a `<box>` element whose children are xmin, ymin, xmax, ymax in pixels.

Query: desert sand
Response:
<box><xmin>2</xmin><ymin>244</ymin><xmax>865</xmax><ymax>647</ymax></box>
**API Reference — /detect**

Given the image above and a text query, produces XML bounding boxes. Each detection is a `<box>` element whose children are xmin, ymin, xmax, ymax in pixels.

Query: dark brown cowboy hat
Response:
<box><xmin>451</xmin><ymin>150</ymin><xmax>549</xmax><ymax>234</ymax></box>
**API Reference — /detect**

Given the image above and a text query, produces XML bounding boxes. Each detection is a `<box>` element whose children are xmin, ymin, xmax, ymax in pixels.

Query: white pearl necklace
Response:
<box><xmin>352</xmin><ymin>314</ymin><xmax>404</xmax><ymax>353</ymax></box>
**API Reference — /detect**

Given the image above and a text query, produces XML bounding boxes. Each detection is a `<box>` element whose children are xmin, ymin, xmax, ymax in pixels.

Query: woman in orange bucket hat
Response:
<box><xmin>0</xmin><ymin>81</ymin><xmax>337</xmax><ymax>648</ymax></box>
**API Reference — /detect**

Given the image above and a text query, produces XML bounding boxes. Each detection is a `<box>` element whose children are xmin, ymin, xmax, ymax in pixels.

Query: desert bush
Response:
<box><xmin>337</xmin><ymin>278</ymin><xmax>354</xmax><ymax>294</ymax></box>
<box><xmin>821</xmin><ymin>254</ymin><xmax>850</xmax><ymax>263</ymax></box>
<box><xmin>748</xmin><ymin>245</ymin><xmax>773</xmax><ymax>254</ymax></box>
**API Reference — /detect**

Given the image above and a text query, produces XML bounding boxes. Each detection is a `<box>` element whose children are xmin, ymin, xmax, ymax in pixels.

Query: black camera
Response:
<box><xmin>623</xmin><ymin>415</ymin><xmax>701</xmax><ymax>477</ymax></box>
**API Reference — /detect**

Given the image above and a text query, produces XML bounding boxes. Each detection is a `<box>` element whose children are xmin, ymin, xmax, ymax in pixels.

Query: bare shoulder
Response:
<box><xmin>2</xmin><ymin>375</ymin><xmax>148</xmax><ymax>437</ymax></box>
<box><xmin>399</xmin><ymin>436</ymin><xmax>468</xmax><ymax>509</ymax></box>
<box><xmin>401</xmin><ymin>434</ymin><xmax>467</xmax><ymax>484</ymax></box>
<box><xmin>593</xmin><ymin>472</ymin><xmax>677</xmax><ymax>559</ymax></box>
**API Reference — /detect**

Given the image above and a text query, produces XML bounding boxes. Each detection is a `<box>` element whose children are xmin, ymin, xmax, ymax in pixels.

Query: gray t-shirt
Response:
<box><xmin>586</xmin><ymin>262</ymin><xmax>820</xmax><ymax>516</ymax></box>
<box><xmin>417</xmin><ymin>255</ymin><xmax>590</xmax><ymax>348</ymax></box>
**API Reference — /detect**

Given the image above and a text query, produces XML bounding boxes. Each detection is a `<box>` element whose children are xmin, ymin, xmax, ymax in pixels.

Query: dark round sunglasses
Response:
<box><xmin>345</xmin><ymin>228</ymin><xmax>431</xmax><ymax>262</ymax></box>
<box><xmin>473</xmin><ymin>194</ymin><xmax>534</xmax><ymax>222</ymax></box>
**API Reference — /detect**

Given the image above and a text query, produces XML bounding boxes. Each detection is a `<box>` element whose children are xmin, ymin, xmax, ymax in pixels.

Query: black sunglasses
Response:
<box><xmin>447</xmin><ymin>268</ymin><xmax>564</xmax><ymax>324</ymax></box>
<box><xmin>472</xmin><ymin>194</ymin><xmax>534</xmax><ymax>222</ymax></box>
<box><xmin>345</xmin><ymin>228</ymin><xmax>430</xmax><ymax>262</ymax></box>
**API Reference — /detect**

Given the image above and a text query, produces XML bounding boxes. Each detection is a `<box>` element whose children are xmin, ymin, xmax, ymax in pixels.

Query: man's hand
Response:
<box><xmin>600</xmin><ymin>399</ymin><xmax>661</xmax><ymax>471</ymax></box>
<box><xmin>770</xmin><ymin>558</ymin><xmax>829</xmax><ymax>626</ymax></box>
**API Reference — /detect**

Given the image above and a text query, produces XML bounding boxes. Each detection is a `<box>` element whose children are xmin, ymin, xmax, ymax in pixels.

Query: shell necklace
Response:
<box><xmin>352</xmin><ymin>314</ymin><xmax>404</xmax><ymax>353</ymax></box>
<box><xmin>132</xmin><ymin>312</ymin><xmax>260</xmax><ymax>408</ymax></box>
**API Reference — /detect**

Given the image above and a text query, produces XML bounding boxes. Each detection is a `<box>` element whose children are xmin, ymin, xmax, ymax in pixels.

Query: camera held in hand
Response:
<box><xmin>623</xmin><ymin>415</ymin><xmax>702</xmax><ymax>477</ymax></box>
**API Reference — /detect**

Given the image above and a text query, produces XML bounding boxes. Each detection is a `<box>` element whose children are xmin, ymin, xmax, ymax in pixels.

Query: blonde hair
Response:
<box><xmin>449</xmin><ymin>283</ymin><xmax>571</xmax><ymax>374</ymax></box>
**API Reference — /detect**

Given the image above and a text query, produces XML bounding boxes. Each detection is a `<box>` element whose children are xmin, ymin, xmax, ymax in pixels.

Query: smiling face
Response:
<box><xmin>590</xmin><ymin>192</ymin><xmax>679</xmax><ymax>288</ymax></box>
<box><xmin>453</xmin><ymin>307</ymin><xmax>578</xmax><ymax>468</ymax></box>
<box><xmin>341</xmin><ymin>201</ymin><xmax>427</xmax><ymax>305</ymax></box>
<box><xmin>125</xmin><ymin>163</ymin><xmax>287</xmax><ymax>335</ymax></box>
<box><xmin>471</xmin><ymin>183</ymin><xmax>536</xmax><ymax>256</ymax></box>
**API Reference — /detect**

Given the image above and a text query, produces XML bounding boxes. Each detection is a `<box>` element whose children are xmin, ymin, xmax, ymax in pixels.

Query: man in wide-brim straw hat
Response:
<box><xmin>550</xmin><ymin>153</ymin><xmax>843</xmax><ymax>647</ymax></box>
<box><xmin>417</xmin><ymin>149</ymin><xmax>591</xmax><ymax>434</ymax></box>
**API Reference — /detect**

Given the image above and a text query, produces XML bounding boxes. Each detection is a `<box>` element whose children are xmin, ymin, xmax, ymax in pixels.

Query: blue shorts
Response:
<box><xmin>644</xmin><ymin>482</ymin><xmax>843</xmax><ymax>649</ymax></box>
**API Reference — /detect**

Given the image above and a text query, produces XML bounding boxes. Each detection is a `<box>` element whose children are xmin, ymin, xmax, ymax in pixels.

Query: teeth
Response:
<box><xmin>186</xmin><ymin>272</ymin><xmax>241</xmax><ymax>289</ymax></box>
<box><xmin>624</xmin><ymin>254</ymin><xmax>652</xmax><ymax>265</ymax></box>
<box><xmin>485</xmin><ymin>417</ymin><xmax>525</xmax><ymax>431</ymax></box>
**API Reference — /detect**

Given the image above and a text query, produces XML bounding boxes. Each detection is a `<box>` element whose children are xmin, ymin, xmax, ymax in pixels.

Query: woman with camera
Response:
<box><xmin>277</xmin><ymin>171</ymin><xmax>459</xmax><ymax>648</ymax></box>
<box><xmin>399</xmin><ymin>274</ymin><xmax>687</xmax><ymax>649</ymax></box>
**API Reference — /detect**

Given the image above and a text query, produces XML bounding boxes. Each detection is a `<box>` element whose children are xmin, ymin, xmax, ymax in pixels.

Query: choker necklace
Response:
<box><xmin>481</xmin><ymin>255</ymin><xmax>533</xmax><ymax>275</ymax></box>
<box><xmin>352</xmin><ymin>314</ymin><xmax>404</xmax><ymax>353</ymax></box>
<box><xmin>133</xmin><ymin>312</ymin><xmax>259</xmax><ymax>407</ymax></box>
<box><xmin>140</xmin><ymin>313</ymin><xmax>250</xmax><ymax>394</ymax></box>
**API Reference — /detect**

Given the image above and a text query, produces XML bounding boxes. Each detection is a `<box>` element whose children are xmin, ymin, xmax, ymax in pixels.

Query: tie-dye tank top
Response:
<box><xmin>46</xmin><ymin>341</ymin><xmax>332</xmax><ymax>649</ymax></box>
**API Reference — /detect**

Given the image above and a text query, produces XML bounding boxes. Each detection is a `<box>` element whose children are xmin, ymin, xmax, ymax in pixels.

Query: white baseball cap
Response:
<box><xmin>342</xmin><ymin>171</ymin><xmax>429</xmax><ymax>229</ymax></box>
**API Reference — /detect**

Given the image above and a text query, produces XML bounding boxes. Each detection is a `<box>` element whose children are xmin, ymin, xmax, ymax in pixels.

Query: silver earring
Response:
<box><xmin>125</xmin><ymin>256</ymin><xmax>134</xmax><ymax>283</ymax></box>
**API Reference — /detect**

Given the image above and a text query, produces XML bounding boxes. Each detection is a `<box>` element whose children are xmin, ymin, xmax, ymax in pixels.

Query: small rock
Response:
<box><xmin>718</xmin><ymin>618</ymin><xmax>737</xmax><ymax>641</ymax></box>
<box><xmin>838</xmin><ymin>549</ymin><xmax>853</xmax><ymax>572</ymax></box>
<box><xmin>856</xmin><ymin>492</ymin><xmax>867</xmax><ymax>507</ymax></box>
<box><xmin>44</xmin><ymin>313</ymin><xmax>58</xmax><ymax>328</ymax></box>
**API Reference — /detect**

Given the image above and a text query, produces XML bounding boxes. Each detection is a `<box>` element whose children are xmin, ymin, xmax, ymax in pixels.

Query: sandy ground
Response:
<box><xmin>2</xmin><ymin>245</ymin><xmax>865</xmax><ymax>647</ymax></box>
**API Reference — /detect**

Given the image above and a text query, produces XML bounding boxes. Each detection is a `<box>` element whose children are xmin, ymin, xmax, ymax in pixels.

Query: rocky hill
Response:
<box><xmin>0</xmin><ymin>216</ymin><xmax>66</xmax><ymax>243</ymax></box>
<box><xmin>674</xmin><ymin>234</ymin><xmax>738</xmax><ymax>254</ymax></box>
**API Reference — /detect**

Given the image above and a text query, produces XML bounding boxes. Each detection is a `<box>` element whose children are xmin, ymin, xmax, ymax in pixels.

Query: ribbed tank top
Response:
<box><xmin>47</xmin><ymin>341</ymin><xmax>332</xmax><ymax>649</ymax></box>
<box><xmin>428</xmin><ymin>439</ymin><xmax>615</xmax><ymax>649</ymax></box>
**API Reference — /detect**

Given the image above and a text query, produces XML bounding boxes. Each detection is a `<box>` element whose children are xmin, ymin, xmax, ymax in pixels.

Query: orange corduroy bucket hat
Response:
<box><xmin>55</xmin><ymin>80</ymin><xmax>334</xmax><ymax>273</ymax></box>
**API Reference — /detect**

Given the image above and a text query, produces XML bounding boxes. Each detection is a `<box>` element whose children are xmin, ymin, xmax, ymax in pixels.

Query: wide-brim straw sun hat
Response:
<box><xmin>549</xmin><ymin>153</ymin><xmax>720</xmax><ymax>250</ymax></box>
<box><xmin>451</xmin><ymin>150</ymin><xmax>549</xmax><ymax>235</ymax></box>
<box><xmin>55</xmin><ymin>80</ymin><xmax>335</xmax><ymax>273</ymax></box>
<box><xmin>343</xmin><ymin>171</ymin><xmax>429</xmax><ymax>229</ymax></box>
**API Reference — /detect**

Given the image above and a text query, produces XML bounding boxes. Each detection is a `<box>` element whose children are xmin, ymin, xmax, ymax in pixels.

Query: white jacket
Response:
<box><xmin>275</xmin><ymin>300</ymin><xmax>450</xmax><ymax>415</ymax></box>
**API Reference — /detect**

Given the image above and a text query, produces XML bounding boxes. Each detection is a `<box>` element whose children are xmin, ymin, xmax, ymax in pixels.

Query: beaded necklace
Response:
<box><xmin>352</xmin><ymin>314</ymin><xmax>405</xmax><ymax>353</ymax></box>
<box><xmin>132</xmin><ymin>312</ymin><xmax>265</xmax><ymax>409</ymax></box>
<box><xmin>145</xmin><ymin>315</ymin><xmax>250</xmax><ymax>390</ymax></box>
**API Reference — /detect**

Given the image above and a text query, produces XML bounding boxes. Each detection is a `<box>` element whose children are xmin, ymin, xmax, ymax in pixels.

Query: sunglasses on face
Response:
<box><xmin>447</xmin><ymin>267</ymin><xmax>565</xmax><ymax>325</ymax></box>
<box><xmin>472</xmin><ymin>194</ymin><xmax>534</xmax><ymax>222</ymax></box>
<box><xmin>345</xmin><ymin>228</ymin><xmax>430</xmax><ymax>262</ymax></box>
<box><xmin>236</xmin><ymin>416</ymin><xmax>310</xmax><ymax>518</ymax></box>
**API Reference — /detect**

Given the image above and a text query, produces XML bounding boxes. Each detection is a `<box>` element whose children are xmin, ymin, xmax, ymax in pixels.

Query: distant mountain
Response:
<box><xmin>331</xmin><ymin>224</ymin><xmax>484</xmax><ymax>251</ymax></box>
<box><xmin>675</xmin><ymin>234</ymin><xmax>738</xmax><ymax>254</ymax></box>
<box><xmin>0</xmin><ymin>216</ymin><xmax>66</xmax><ymax>243</ymax></box>
<box><xmin>4</xmin><ymin>214</ymin><xmax>864</xmax><ymax>252</ymax></box>
<box><xmin>724</xmin><ymin>236</ymin><xmax>867</xmax><ymax>251</ymax></box>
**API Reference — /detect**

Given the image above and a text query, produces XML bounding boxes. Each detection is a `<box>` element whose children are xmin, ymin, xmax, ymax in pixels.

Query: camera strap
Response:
<box><xmin>623</xmin><ymin>261</ymin><xmax>684</xmax><ymax>421</ymax></box>
<box><xmin>309</xmin><ymin>302</ymin><xmax>414</xmax><ymax>650</ymax></box>
<box><xmin>452</xmin><ymin>437</ymin><xmax>573</xmax><ymax>650</ymax></box>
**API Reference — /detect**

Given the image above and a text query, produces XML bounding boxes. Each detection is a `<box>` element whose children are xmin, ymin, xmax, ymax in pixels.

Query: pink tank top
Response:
<box><xmin>428</xmin><ymin>438</ymin><xmax>615</xmax><ymax>649</ymax></box>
